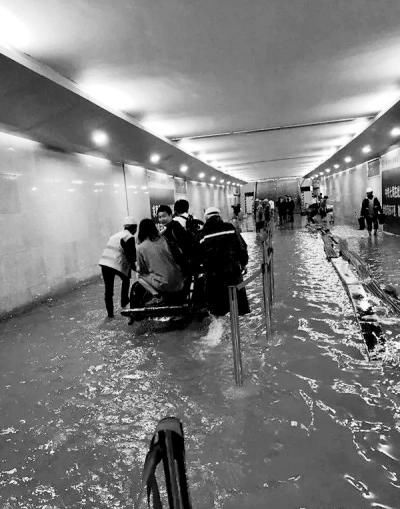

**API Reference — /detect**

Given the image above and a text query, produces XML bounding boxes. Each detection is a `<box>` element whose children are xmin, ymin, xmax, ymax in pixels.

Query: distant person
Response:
<box><xmin>200</xmin><ymin>207</ymin><xmax>249</xmax><ymax>317</ymax></box>
<box><xmin>231</xmin><ymin>204</ymin><xmax>244</xmax><ymax>232</ymax></box>
<box><xmin>360</xmin><ymin>187</ymin><xmax>382</xmax><ymax>236</ymax></box>
<box><xmin>306</xmin><ymin>202</ymin><xmax>319</xmax><ymax>224</ymax></box>
<box><xmin>319</xmin><ymin>195</ymin><xmax>328</xmax><ymax>220</ymax></box>
<box><xmin>262</xmin><ymin>199</ymin><xmax>271</xmax><ymax>227</ymax></box>
<box><xmin>255</xmin><ymin>201</ymin><xmax>265</xmax><ymax>233</ymax></box>
<box><xmin>99</xmin><ymin>216</ymin><xmax>137</xmax><ymax>318</ymax></box>
<box><xmin>268</xmin><ymin>199</ymin><xmax>275</xmax><ymax>219</ymax></box>
<box><xmin>277</xmin><ymin>197</ymin><xmax>287</xmax><ymax>225</ymax></box>
<box><xmin>130</xmin><ymin>219</ymin><xmax>184</xmax><ymax>307</ymax></box>
<box><xmin>287</xmin><ymin>196</ymin><xmax>295</xmax><ymax>223</ymax></box>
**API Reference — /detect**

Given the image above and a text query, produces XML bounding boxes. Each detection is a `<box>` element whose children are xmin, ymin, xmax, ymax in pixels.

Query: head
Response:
<box><xmin>174</xmin><ymin>199</ymin><xmax>189</xmax><ymax>215</ymax></box>
<box><xmin>157</xmin><ymin>205</ymin><xmax>173</xmax><ymax>226</ymax></box>
<box><xmin>204</xmin><ymin>206</ymin><xmax>221</xmax><ymax>222</ymax></box>
<box><xmin>123</xmin><ymin>216</ymin><xmax>138</xmax><ymax>235</ymax></box>
<box><xmin>138</xmin><ymin>218</ymin><xmax>160</xmax><ymax>243</ymax></box>
<box><xmin>366</xmin><ymin>187</ymin><xmax>373</xmax><ymax>198</ymax></box>
<box><xmin>324</xmin><ymin>195</ymin><xmax>328</xmax><ymax>200</ymax></box>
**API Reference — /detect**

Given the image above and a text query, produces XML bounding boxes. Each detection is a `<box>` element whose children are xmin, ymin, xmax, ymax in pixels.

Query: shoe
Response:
<box><xmin>120</xmin><ymin>303</ymin><xmax>130</xmax><ymax>310</ymax></box>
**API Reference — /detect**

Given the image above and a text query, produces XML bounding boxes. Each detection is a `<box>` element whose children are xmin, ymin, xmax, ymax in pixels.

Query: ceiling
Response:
<box><xmin>1</xmin><ymin>0</ymin><xmax>400</xmax><ymax>182</ymax></box>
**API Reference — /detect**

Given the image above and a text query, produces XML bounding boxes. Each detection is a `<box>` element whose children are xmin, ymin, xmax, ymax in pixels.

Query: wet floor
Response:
<box><xmin>1</xmin><ymin>219</ymin><xmax>400</xmax><ymax>508</ymax></box>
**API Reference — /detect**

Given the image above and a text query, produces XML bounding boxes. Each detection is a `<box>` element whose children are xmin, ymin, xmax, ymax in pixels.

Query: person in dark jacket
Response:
<box><xmin>286</xmin><ymin>196</ymin><xmax>295</xmax><ymax>223</ymax></box>
<box><xmin>199</xmin><ymin>207</ymin><xmax>250</xmax><ymax>317</ymax></box>
<box><xmin>361</xmin><ymin>187</ymin><xmax>382</xmax><ymax>236</ymax></box>
<box><xmin>157</xmin><ymin>204</ymin><xmax>198</xmax><ymax>275</ymax></box>
<box><xmin>277</xmin><ymin>197</ymin><xmax>287</xmax><ymax>225</ymax></box>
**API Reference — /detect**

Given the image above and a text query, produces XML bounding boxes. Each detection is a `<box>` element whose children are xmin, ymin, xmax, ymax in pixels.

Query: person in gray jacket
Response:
<box><xmin>99</xmin><ymin>216</ymin><xmax>137</xmax><ymax>318</ymax></box>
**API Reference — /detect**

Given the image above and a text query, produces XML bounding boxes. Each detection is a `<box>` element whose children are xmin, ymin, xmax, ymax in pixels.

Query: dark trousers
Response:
<box><xmin>101</xmin><ymin>266</ymin><xmax>130</xmax><ymax>317</ymax></box>
<box><xmin>366</xmin><ymin>216</ymin><xmax>378</xmax><ymax>232</ymax></box>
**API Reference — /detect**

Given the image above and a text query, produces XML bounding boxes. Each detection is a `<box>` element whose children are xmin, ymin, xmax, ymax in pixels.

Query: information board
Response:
<box><xmin>382</xmin><ymin>167</ymin><xmax>400</xmax><ymax>234</ymax></box>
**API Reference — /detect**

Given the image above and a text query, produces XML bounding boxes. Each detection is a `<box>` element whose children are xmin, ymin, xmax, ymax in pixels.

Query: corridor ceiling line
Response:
<box><xmin>170</xmin><ymin>115</ymin><xmax>378</xmax><ymax>142</ymax></box>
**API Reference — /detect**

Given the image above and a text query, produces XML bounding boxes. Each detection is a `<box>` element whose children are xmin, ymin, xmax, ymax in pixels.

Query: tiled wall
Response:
<box><xmin>0</xmin><ymin>131</ymin><xmax>236</xmax><ymax>315</ymax></box>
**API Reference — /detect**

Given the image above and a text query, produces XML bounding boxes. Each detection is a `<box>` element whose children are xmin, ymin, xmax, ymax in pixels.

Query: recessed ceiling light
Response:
<box><xmin>180</xmin><ymin>164</ymin><xmax>188</xmax><ymax>173</ymax></box>
<box><xmin>92</xmin><ymin>130</ymin><xmax>108</xmax><ymax>146</ymax></box>
<box><xmin>344</xmin><ymin>156</ymin><xmax>352</xmax><ymax>163</ymax></box>
<box><xmin>227</xmin><ymin>181</ymin><xmax>231</xmax><ymax>184</ymax></box>
<box><xmin>199</xmin><ymin>172</ymin><xmax>205</xmax><ymax>178</ymax></box>
<box><xmin>150</xmin><ymin>153</ymin><xmax>161</xmax><ymax>164</ymax></box>
<box><xmin>334</xmin><ymin>164</ymin><xmax>340</xmax><ymax>169</ymax></box>
<box><xmin>211</xmin><ymin>176</ymin><xmax>216</xmax><ymax>181</ymax></box>
<box><xmin>325</xmin><ymin>168</ymin><xmax>331</xmax><ymax>173</ymax></box>
<box><xmin>220</xmin><ymin>179</ymin><xmax>225</xmax><ymax>183</ymax></box>
<box><xmin>390</xmin><ymin>127</ymin><xmax>400</xmax><ymax>137</ymax></box>
<box><xmin>362</xmin><ymin>145</ymin><xmax>371</xmax><ymax>154</ymax></box>
<box><xmin>319</xmin><ymin>172</ymin><xmax>324</xmax><ymax>176</ymax></box>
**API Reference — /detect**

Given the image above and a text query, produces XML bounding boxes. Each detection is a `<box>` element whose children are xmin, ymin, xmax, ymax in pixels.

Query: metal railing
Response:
<box><xmin>228</xmin><ymin>225</ymin><xmax>274</xmax><ymax>386</ymax></box>
<box><xmin>135</xmin><ymin>417</ymin><xmax>192</xmax><ymax>509</ymax></box>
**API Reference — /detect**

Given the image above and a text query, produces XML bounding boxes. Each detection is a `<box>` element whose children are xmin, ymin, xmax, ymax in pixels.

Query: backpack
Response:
<box><xmin>185</xmin><ymin>215</ymin><xmax>203</xmax><ymax>239</ymax></box>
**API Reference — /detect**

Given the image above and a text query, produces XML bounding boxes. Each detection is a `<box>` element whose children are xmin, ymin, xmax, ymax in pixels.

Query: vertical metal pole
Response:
<box><xmin>163</xmin><ymin>432</ymin><xmax>184</xmax><ymax>509</ymax></box>
<box><xmin>262</xmin><ymin>242</ymin><xmax>271</xmax><ymax>340</ymax></box>
<box><xmin>270</xmin><ymin>248</ymin><xmax>274</xmax><ymax>300</ymax></box>
<box><xmin>122</xmin><ymin>162</ymin><xmax>130</xmax><ymax>215</ymax></box>
<box><xmin>228</xmin><ymin>286</ymin><xmax>243</xmax><ymax>386</ymax></box>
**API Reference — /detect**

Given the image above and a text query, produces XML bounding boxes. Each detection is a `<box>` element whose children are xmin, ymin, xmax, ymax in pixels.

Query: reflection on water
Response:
<box><xmin>0</xmin><ymin>223</ymin><xmax>399</xmax><ymax>508</ymax></box>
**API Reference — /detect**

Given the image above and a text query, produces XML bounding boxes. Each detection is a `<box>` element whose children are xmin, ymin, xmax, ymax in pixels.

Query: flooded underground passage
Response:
<box><xmin>1</xmin><ymin>218</ymin><xmax>400</xmax><ymax>509</ymax></box>
<box><xmin>3</xmin><ymin>4</ymin><xmax>400</xmax><ymax>506</ymax></box>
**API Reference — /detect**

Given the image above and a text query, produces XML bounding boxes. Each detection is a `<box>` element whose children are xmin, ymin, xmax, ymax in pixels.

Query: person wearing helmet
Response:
<box><xmin>99</xmin><ymin>216</ymin><xmax>138</xmax><ymax>318</ymax></box>
<box><xmin>360</xmin><ymin>187</ymin><xmax>382</xmax><ymax>236</ymax></box>
<box><xmin>199</xmin><ymin>207</ymin><xmax>249</xmax><ymax>316</ymax></box>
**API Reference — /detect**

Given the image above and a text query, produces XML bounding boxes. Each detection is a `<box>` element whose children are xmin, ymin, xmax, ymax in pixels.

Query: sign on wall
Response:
<box><xmin>382</xmin><ymin>167</ymin><xmax>400</xmax><ymax>235</ymax></box>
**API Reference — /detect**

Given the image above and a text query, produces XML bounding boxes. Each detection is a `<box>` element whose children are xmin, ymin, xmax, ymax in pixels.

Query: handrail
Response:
<box><xmin>228</xmin><ymin>224</ymin><xmax>275</xmax><ymax>386</ymax></box>
<box><xmin>236</xmin><ymin>268</ymin><xmax>262</xmax><ymax>290</ymax></box>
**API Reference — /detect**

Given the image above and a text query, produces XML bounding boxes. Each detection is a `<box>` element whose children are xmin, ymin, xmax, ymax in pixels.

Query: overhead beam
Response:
<box><xmin>223</xmin><ymin>155</ymin><xmax>324</xmax><ymax>168</ymax></box>
<box><xmin>171</xmin><ymin>115</ymin><xmax>377</xmax><ymax>142</ymax></box>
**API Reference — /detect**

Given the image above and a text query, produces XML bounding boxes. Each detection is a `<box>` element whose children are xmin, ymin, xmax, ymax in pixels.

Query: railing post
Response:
<box><xmin>228</xmin><ymin>286</ymin><xmax>243</xmax><ymax>386</ymax></box>
<box><xmin>262</xmin><ymin>242</ymin><xmax>272</xmax><ymax>340</ymax></box>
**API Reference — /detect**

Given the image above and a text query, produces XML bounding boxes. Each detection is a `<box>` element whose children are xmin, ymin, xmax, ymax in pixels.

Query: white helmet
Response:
<box><xmin>366</xmin><ymin>187</ymin><xmax>373</xmax><ymax>194</ymax></box>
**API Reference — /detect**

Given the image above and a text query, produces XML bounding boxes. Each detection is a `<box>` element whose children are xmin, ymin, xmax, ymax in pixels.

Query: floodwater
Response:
<box><xmin>1</xmin><ymin>219</ymin><xmax>400</xmax><ymax>508</ymax></box>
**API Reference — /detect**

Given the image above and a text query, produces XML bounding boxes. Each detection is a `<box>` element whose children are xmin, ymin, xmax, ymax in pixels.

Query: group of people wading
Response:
<box><xmin>99</xmin><ymin>199</ymin><xmax>250</xmax><ymax>320</ymax></box>
<box><xmin>254</xmin><ymin>196</ymin><xmax>296</xmax><ymax>232</ymax></box>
